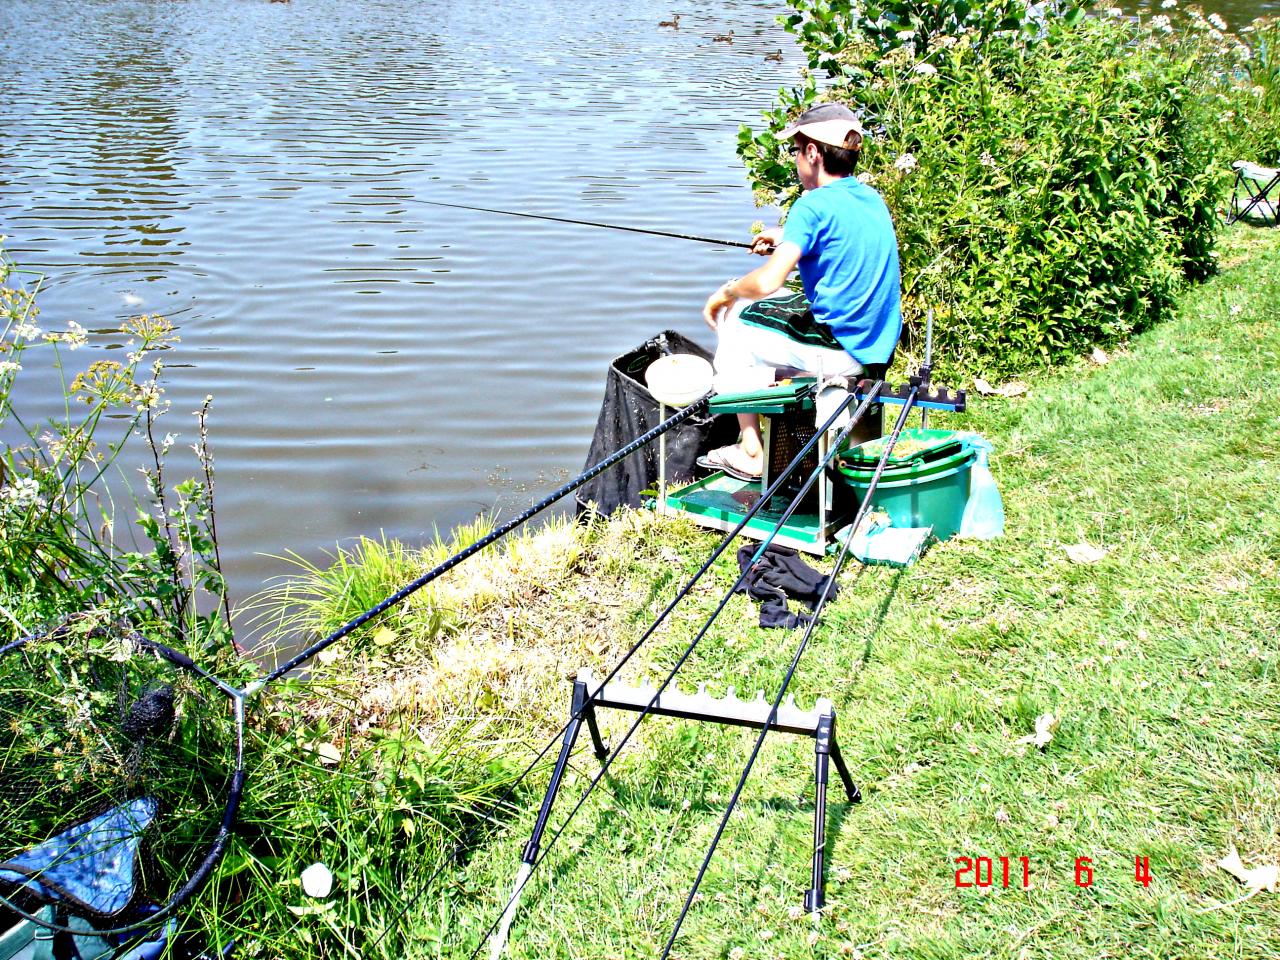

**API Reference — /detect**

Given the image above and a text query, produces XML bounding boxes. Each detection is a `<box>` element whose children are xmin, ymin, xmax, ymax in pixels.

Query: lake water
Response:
<box><xmin>1</xmin><ymin>0</ymin><xmax>1273</xmax><ymax>647</ymax></box>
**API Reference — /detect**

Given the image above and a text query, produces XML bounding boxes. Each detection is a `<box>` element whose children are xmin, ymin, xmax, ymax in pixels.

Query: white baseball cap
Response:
<box><xmin>779</xmin><ymin>103</ymin><xmax>863</xmax><ymax>149</ymax></box>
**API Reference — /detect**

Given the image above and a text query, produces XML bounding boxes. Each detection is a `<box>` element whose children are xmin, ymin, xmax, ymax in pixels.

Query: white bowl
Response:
<box><xmin>644</xmin><ymin>354</ymin><xmax>713</xmax><ymax>407</ymax></box>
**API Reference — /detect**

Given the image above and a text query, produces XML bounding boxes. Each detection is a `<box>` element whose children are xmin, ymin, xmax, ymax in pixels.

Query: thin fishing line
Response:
<box><xmin>466</xmin><ymin>385</ymin><xmax>886</xmax><ymax>960</ymax></box>
<box><xmin>657</xmin><ymin>387</ymin><xmax>920</xmax><ymax>959</ymax></box>
<box><xmin>467</xmin><ymin>387</ymin><xmax>877</xmax><ymax>960</ymax></box>
<box><xmin>396</xmin><ymin>198</ymin><xmax>753</xmax><ymax>249</ymax></box>
<box><xmin>260</xmin><ymin>397</ymin><xmax>711</xmax><ymax>687</ymax></box>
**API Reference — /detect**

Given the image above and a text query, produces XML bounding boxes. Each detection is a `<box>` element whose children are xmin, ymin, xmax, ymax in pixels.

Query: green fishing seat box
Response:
<box><xmin>656</xmin><ymin>380</ymin><xmax>884</xmax><ymax>554</ymax></box>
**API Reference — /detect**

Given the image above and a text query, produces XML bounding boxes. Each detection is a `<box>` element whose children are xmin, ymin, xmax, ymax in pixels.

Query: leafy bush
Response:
<box><xmin>739</xmin><ymin>1</ymin><xmax>1245</xmax><ymax>378</ymax></box>
<box><xmin>1235</xmin><ymin>16</ymin><xmax>1280</xmax><ymax>164</ymax></box>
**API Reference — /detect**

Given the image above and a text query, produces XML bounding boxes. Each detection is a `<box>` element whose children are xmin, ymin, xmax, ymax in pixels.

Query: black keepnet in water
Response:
<box><xmin>575</xmin><ymin>331</ymin><xmax>736</xmax><ymax>516</ymax></box>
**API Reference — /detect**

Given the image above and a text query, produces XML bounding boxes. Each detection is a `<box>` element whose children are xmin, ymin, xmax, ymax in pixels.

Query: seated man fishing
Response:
<box><xmin>699</xmin><ymin>102</ymin><xmax>903</xmax><ymax>482</ymax></box>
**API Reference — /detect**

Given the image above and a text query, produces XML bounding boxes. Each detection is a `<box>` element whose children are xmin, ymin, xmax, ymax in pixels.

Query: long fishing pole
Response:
<box><xmin>404</xmin><ymin>198</ymin><xmax>753</xmax><ymax>249</ymax></box>
<box><xmin>256</xmin><ymin>395</ymin><xmax>711</xmax><ymax>688</ymax></box>
<box><xmin>478</xmin><ymin>384</ymin><xmax>886</xmax><ymax>960</ymax></box>
<box><xmin>378</xmin><ymin>380</ymin><xmax>846</xmax><ymax>950</ymax></box>
<box><xmin>658</xmin><ymin>386</ymin><xmax>921</xmax><ymax>959</ymax></box>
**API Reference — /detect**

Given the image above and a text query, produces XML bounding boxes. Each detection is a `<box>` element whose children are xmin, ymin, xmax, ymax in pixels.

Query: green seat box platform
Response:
<box><xmin>660</xmin><ymin>472</ymin><xmax>842</xmax><ymax>554</ymax></box>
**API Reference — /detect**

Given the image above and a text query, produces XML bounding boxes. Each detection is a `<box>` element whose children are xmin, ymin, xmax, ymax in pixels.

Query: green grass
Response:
<box><xmin>393</xmin><ymin>225</ymin><xmax>1280</xmax><ymax>960</ymax></box>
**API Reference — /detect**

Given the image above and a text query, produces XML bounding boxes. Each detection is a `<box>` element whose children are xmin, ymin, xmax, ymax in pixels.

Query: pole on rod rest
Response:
<box><xmin>481</xmin><ymin>385</ymin><xmax>885</xmax><ymax>960</ymax></box>
<box><xmin>658</xmin><ymin>386</ymin><xmax>921</xmax><ymax>959</ymax></box>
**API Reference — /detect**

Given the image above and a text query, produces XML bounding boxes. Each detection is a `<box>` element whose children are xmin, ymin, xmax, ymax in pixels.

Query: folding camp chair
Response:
<box><xmin>1228</xmin><ymin>160</ymin><xmax>1280</xmax><ymax>225</ymax></box>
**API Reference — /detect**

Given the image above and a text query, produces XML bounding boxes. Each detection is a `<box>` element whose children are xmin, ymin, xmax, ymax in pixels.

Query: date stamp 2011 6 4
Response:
<box><xmin>954</xmin><ymin>855</ymin><xmax>1153</xmax><ymax>889</ymax></box>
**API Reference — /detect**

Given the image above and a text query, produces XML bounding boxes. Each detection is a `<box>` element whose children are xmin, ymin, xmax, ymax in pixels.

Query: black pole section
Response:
<box><xmin>808</xmin><ymin>711</ymin><xmax>835</xmax><ymax>912</ymax></box>
<box><xmin>407</xmin><ymin>198</ymin><xmax>753</xmax><ymax>249</ymax></box>
<box><xmin>262</xmin><ymin>396</ymin><xmax>711</xmax><ymax>685</ymax></box>
<box><xmin>468</xmin><ymin>384</ymin><xmax>886</xmax><ymax>960</ymax></box>
<box><xmin>379</xmin><ymin>382</ymin><xmax>858</xmax><ymax>950</ymax></box>
<box><xmin>523</xmin><ymin>682</ymin><xmax>591</xmax><ymax>866</ymax></box>
<box><xmin>658</xmin><ymin>387</ymin><xmax>919</xmax><ymax>959</ymax></box>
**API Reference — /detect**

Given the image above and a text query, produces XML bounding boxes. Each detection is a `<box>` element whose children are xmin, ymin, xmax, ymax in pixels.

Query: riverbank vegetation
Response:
<box><xmin>2</xmin><ymin>0</ymin><xmax>1279</xmax><ymax>957</ymax></box>
<box><xmin>247</xmin><ymin>223</ymin><xmax>1279</xmax><ymax>958</ymax></box>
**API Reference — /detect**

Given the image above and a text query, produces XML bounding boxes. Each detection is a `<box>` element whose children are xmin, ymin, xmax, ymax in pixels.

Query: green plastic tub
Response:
<box><xmin>836</xmin><ymin>444</ymin><xmax>973</xmax><ymax>485</ymax></box>
<box><xmin>840</xmin><ymin>447</ymin><xmax>976</xmax><ymax>541</ymax></box>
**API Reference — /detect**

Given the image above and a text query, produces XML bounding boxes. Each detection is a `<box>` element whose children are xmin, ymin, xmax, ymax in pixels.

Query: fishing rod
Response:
<box><xmin>256</xmin><ymin>395</ymin><xmax>712</xmax><ymax>687</ymax></box>
<box><xmin>480</xmin><ymin>384</ymin><xmax>887</xmax><ymax>960</ymax></box>
<box><xmin>405</xmin><ymin>197</ymin><xmax>753</xmax><ymax>249</ymax></box>
<box><xmin>376</xmin><ymin>379</ymin><xmax>850</xmax><ymax>951</ymax></box>
<box><xmin>659</xmin><ymin>385</ymin><xmax>921</xmax><ymax>958</ymax></box>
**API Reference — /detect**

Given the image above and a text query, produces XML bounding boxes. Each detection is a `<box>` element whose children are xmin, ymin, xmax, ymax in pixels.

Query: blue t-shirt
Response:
<box><xmin>781</xmin><ymin>177</ymin><xmax>902</xmax><ymax>366</ymax></box>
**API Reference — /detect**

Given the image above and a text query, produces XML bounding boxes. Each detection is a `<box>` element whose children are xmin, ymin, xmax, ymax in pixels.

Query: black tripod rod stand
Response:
<box><xmin>522</xmin><ymin>679</ymin><xmax>609</xmax><ymax>866</ymax></box>
<box><xmin>529</xmin><ymin>671</ymin><xmax>860</xmax><ymax>914</ymax></box>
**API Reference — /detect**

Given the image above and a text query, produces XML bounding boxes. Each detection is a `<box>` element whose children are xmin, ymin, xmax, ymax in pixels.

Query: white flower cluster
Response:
<box><xmin>0</xmin><ymin>360</ymin><xmax>20</xmax><ymax>375</ymax></box>
<box><xmin>135</xmin><ymin>381</ymin><xmax>164</xmax><ymax>411</ymax></box>
<box><xmin>895</xmin><ymin>152</ymin><xmax>918</xmax><ymax>173</ymax></box>
<box><xmin>1161</xmin><ymin>0</ymin><xmax>1177</xmax><ymax>7</ymax></box>
<box><xmin>914</xmin><ymin>62</ymin><xmax>938</xmax><ymax>76</ymax></box>
<box><xmin>1</xmin><ymin>477</ymin><xmax>44</xmax><ymax>512</ymax></box>
<box><xmin>43</xmin><ymin>321</ymin><xmax>88</xmax><ymax>350</ymax></box>
<box><xmin>13</xmin><ymin>322</ymin><xmax>40</xmax><ymax>340</ymax></box>
<box><xmin>1208</xmin><ymin>12</ymin><xmax>1227</xmax><ymax>30</ymax></box>
<box><xmin>1151</xmin><ymin>14</ymin><xmax>1173</xmax><ymax>33</ymax></box>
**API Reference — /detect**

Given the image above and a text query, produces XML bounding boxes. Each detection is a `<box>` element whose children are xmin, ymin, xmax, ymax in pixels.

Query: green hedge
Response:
<box><xmin>739</xmin><ymin>1</ymin><xmax>1254</xmax><ymax>378</ymax></box>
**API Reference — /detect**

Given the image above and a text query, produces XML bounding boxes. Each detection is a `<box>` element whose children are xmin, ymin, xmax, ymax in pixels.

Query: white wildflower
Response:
<box><xmin>980</xmin><ymin>151</ymin><xmax>997</xmax><ymax>168</ymax></box>
<box><xmin>1235</xmin><ymin>44</ymin><xmax>1251</xmax><ymax>60</ymax></box>
<box><xmin>857</xmin><ymin>171</ymin><xmax>877</xmax><ymax>185</ymax></box>
<box><xmin>13</xmin><ymin>322</ymin><xmax>40</xmax><ymax>340</ymax></box>
<box><xmin>1106</xmin><ymin>7</ymin><xmax>1123</xmax><ymax>17</ymax></box>
<box><xmin>1208</xmin><ymin>27</ymin><xmax>1224</xmax><ymax>41</ymax></box>
<box><xmin>938</xmin><ymin>35</ymin><xmax>959</xmax><ymax>48</ymax></box>
<box><xmin>1</xmin><ymin>477</ymin><xmax>44</xmax><ymax>512</ymax></box>
<box><xmin>43</xmin><ymin>320</ymin><xmax>88</xmax><ymax>350</ymax></box>
<box><xmin>1253</xmin><ymin>85</ymin><xmax>1266</xmax><ymax>97</ymax></box>
<box><xmin>1151</xmin><ymin>15</ymin><xmax>1173</xmax><ymax>33</ymax></box>
<box><xmin>896</xmin><ymin>29</ymin><xmax>916</xmax><ymax>40</ymax></box>
<box><xmin>1161</xmin><ymin>0</ymin><xmax>1177</xmax><ymax>7</ymax></box>
<box><xmin>0</xmin><ymin>361</ymin><xmax>20</xmax><ymax>374</ymax></box>
<box><xmin>914</xmin><ymin>62</ymin><xmax>938</xmax><ymax>75</ymax></box>
<box><xmin>1208</xmin><ymin>12</ymin><xmax>1227</xmax><ymax>29</ymax></box>
<box><xmin>135</xmin><ymin>382</ymin><xmax>163</xmax><ymax>410</ymax></box>
<box><xmin>894</xmin><ymin>152</ymin><xmax>918</xmax><ymax>173</ymax></box>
